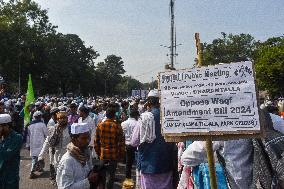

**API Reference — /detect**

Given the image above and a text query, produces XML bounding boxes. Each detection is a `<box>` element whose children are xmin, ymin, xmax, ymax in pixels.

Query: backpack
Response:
<box><xmin>251</xmin><ymin>111</ymin><xmax>284</xmax><ymax>189</ymax></box>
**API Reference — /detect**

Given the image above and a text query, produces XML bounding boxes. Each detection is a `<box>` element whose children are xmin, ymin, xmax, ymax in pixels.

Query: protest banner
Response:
<box><xmin>132</xmin><ymin>89</ymin><xmax>149</xmax><ymax>99</ymax></box>
<box><xmin>159</xmin><ymin>61</ymin><xmax>262</xmax><ymax>141</ymax></box>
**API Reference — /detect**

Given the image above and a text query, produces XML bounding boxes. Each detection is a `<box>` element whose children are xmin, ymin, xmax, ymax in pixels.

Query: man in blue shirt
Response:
<box><xmin>0</xmin><ymin>114</ymin><xmax>23</xmax><ymax>189</ymax></box>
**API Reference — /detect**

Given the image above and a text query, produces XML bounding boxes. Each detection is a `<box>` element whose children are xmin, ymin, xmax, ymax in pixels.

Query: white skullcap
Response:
<box><xmin>58</xmin><ymin>105</ymin><xmax>67</xmax><ymax>111</ymax></box>
<box><xmin>70</xmin><ymin>122</ymin><xmax>89</xmax><ymax>134</ymax></box>
<box><xmin>148</xmin><ymin>89</ymin><xmax>159</xmax><ymax>97</ymax></box>
<box><xmin>265</xmin><ymin>101</ymin><xmax>273</xmax><ymax>106</ymax></box>
<box><xmin>35</xmin><ymin>101</ymin><xmax>41</xmax><ymax>106</ymax></box>
<box><xmin>33</xmin><ymin>111</ymin><xmax>42</xmax><ymax>118</ymax></box>
<box><xmin>0</xmin><ymin>114</ymin><xmax>12</xmax><ymax>124</ymax></box>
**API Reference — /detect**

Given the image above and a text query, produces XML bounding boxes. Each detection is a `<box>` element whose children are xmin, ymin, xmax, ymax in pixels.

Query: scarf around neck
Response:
<box><xmin>67</xmin><ymin>142</ymin><xmax>90</xmax><ymax>166</ymax></box>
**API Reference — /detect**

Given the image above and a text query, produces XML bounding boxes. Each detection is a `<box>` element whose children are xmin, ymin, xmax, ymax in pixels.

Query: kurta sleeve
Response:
<box><xmin>181</xmin><ymin>141</ymin><xmax>222</xmax><ymax>167</ymax></box>
<box><xmin>43</xmin><ymin>124</ymin><xmax>48</xmax><ymax>138</ymax></box>
<box><xmin>38</xmin><ymin>137</ymin><xmax>50</xmax><ymax>160</ymax></box>
<box><xmin>94</xmin><ymin>124</ymin><xmax>101</xmax><ymax>157</ymax></box>
<box><xmin>56</xmin><ymin>159</ymin><xmax>90</xmax><ymax>189</ymax></box>
<box><xmin>26</xmin><ymin>127</ymin><xmax>30</xmax><ymax>147</ymax></box>
<box><xmin>130</xmin><ymin>123</ymin><xmax>140</xmax><ymax>147</ymax></box>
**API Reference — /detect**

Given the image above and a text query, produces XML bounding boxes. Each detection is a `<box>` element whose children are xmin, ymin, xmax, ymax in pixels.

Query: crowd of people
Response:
<box><xmin>1</xmin><ymin>82</ymin><xmax>284</xmax><ymax>189</ymax></box>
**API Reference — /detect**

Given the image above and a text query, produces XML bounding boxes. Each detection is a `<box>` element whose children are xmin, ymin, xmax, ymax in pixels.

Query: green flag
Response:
<box><xmin>24</xmin><ymin>74</ymin><xmax>35</xmax><ymax>126</ymax></box>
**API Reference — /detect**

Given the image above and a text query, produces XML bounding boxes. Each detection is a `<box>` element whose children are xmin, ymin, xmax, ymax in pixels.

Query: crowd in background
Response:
<box><xmin>1</xmin><ymin>82</ymin><xmax>284</xmax><ymax>189</ymax></box>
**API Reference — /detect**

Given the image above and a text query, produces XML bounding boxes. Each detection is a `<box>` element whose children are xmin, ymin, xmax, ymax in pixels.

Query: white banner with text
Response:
<box><xmin>159</xmin><ymin>61</ymin><xmax>260</xmax><ymax>134</ymax></box>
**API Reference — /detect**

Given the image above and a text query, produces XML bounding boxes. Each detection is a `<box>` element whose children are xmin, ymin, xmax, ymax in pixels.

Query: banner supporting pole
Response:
<box><xmin>195</xmin><ymin>33</ymin><xmax>218</xmax><ymax>189</ymax></box>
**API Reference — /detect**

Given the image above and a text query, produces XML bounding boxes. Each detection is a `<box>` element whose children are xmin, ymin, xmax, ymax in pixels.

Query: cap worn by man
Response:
<box><xmin>70</xmin><ymin>122</ymin><xmax>89</xmax><ymax>134</ymax></box>
<box><xmin>50</xmin><ymin>107</ymin><xmax>59</xmax><ymax>115</ymax></box>
<box><xmin>148</xmin><ymin>89</ymin><xmax>159</xmax><ymax>97</ymax></box>
<box><xmin>33</xmin><ymin>111</ymin><xmax>42</xmax><ymax>117</ymax></box>
<box><xmin>0</xmin><ymin>114</ymin><xmax>12</xmax><ymax>124</ymax></box>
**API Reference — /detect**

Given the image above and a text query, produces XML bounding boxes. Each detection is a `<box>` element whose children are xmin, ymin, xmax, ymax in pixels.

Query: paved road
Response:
<box><xmin>19</xmin><ymin>148</ymin><xmax>135</xmax><ymax>189</ymax></box>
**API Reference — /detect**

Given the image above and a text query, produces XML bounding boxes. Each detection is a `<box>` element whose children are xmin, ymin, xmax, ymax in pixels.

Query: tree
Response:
<box><xmin>115</xmin><ymin>76</ymin><xmax>143</xmax><ymax>97</ymax></box>
<box><xmin>0</xmin><ymin>0</ymin><xmax>56</xmax><ymax>94</ymax></box>
<box><xmin>43</xmin><ymin>33</ymin><xmax>98</xmax><ymax>95</ymax></box>
<box><xmin>143</xmin><ymin>80</ymin><xmax>158</xmax><ymax>90</ymax></box>
<box><xmin>202</xmin><ymin>33</ymin><xmax>257</xmax><ymax>65</ymax></box>
<box><xmin>0</xmin><ymin>0</ymin><xmax>99</xmax><ymax>96</ymax></box>
<box><xmin>96</xmin><ymin>55</ymin><xmax>126</xmax><ymax>96</ymax></box>
<box><xmin>254</xmin><ymin>36</ymin><xmax>284</xmax><ymax>97</ymax></box>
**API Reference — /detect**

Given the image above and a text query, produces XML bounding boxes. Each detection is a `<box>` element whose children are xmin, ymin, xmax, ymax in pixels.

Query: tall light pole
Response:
<box><xmin>160</xmin><ymin>0</ymin><xmax>181</xmax><ymax>70</ymax></box>
<box><xmin>170</xmin><ymin>0</ymin><xmax>175</xmax><ymax>69</ymax></box>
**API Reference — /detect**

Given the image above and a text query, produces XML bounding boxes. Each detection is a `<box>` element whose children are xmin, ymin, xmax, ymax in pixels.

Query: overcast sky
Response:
<box><xmin>34</xmin><ymin>0</ymin><xmax>284</xmax><ymax>83</ymax></box>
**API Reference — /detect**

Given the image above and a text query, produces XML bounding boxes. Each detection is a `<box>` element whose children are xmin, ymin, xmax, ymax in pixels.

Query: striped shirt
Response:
<box><xmin>94</xmin><ymin>119</ymin><xmax>125</xmax><ymax>160</ymax></box>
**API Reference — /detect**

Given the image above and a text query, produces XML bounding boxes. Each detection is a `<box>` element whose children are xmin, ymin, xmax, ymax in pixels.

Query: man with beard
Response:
<box><xmin>0</xmin><ymin>114</ymin><xmax>23</xmax><ymax>189</ymax></box>
<box><xmin>56</xmin><ymin>122</ymin><xmax>98</xmax><ymax>189</ymax></box>
<box><xmin>38</xmin><ymin>112</ymin><xmax>70</xmax><ymax>182</ymax></box>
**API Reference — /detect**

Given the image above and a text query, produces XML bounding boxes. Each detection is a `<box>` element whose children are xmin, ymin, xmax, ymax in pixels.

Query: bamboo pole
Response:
<box><xmin>195</xmin><ymin>33</ymin><xmax>218</xmax><ymax>189</ymax></box>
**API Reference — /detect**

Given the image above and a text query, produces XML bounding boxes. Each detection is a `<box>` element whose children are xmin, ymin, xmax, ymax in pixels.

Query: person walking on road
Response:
<box><xmin>56</xmin><ymin>122</ymin><xmax>98</xmax><ymax>189</ymax></box>
<box><xmin>26</xmin><ymin>111</ymin><xmax>48</xmax><ymax>179</ymax></box>
<box><xmin>95</xmin><ymin>107</ymin><xmax>125</xmax><ymax>189</ymax></box>
<box><xmin>0</xmin><ymin>114</ymin><xmax>23</xmax><ymax>189</ymax></box>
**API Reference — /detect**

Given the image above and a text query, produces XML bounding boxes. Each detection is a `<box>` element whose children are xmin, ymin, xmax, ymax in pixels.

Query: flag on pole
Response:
<box><xmin>24</xmin><ymin>74</ymin><xmax>35</xmax><ymax>126</ymax></box>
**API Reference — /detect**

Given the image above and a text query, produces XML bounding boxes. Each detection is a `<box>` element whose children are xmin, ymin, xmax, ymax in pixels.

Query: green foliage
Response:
<box><xmin>203</xmin><ymin>33</ymin><xmax>256</xmax><ymax>65</ymax></box>
<box><xmin>143</xmin><ymin>80</ymin><xmax>158</xmax><ymax>90</ymax></box>
<box><xmin>254</xmin><ymin>36</ymin><xmax>284</xmax><ymax>97</ymax></box>
<box><xmin>0</xmin><ymin>0</ymin><xmax>131</xmax><ymax>96</ymax></box>
<box><xmin>115</xmin><ymin>76</ymin><xmax>143</xmax><ymax>97</ymax></box>
<box><xmin>96</xmin><ymin>55</ymin><xmax>126</xmax><ymax>96</ymax></box>
<box><xmin>202</xmin><ymin>33</ymin><xmax>284</xmax><ymax>97</ymax></box>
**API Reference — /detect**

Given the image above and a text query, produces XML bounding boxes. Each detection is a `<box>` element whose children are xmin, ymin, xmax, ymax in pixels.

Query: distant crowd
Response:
<box><xmin>1</xmin><ymin>83</ymin><xmax>284</xmax><ymax>189</ymax></box>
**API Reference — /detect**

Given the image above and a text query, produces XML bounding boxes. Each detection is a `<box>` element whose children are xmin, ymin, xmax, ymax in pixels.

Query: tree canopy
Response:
<box><xmin>0</xmin><ymin>0</ymin><xmax>141</xmax><ymax>97</ymax></box>
<box><xmin>202</xmin><ymin>33</ymin><xmax>284</xmax><ymax>97</ymax></box>
<box><xmin>254</xmin><ymin>36</ymin><xmax>284</xmax><ymax>97</ymax></box>
<box><xmin>202</xmin><ymin>33</ymin><xmax>256</xmax><ymax>66</ymax></box>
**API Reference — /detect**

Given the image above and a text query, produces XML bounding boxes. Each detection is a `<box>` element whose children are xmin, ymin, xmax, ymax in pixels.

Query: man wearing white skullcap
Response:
<box><xmin>26</xmin><ymin>111</ymin><xmax>48</xmax><ymax>179</ymax></box>
<box><xmin>131</xmin><ymin>89</ymin><xmax>176</xmax><ymax>189</ymax></box>
<box><xmin>0</xmin><ymin>114</ymin><xmax>23</xmax><ymax>189</ymax></box>
<box><xmin>56</xmin><ymin>122</ymin><xmax>99</xmax><ymax>189</ymax></box>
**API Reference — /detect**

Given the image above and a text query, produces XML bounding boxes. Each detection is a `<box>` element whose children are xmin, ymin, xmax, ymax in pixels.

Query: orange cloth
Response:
<box><xmin>94</xmin><ymin>119</ymin><xmax>125</xmax><ymax>160</ymax></box>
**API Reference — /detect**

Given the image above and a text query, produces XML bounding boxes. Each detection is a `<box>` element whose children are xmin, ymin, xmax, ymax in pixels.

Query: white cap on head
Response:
<box><xmin>147</xmin><ymin>89</ymin><xmax>159</xmax><ymax>98</ymax></box>
<box><xmin>35</xmin><ymin>101</ymin><xmax>41</xmax><ymax>106</ymax></box>
<box><xmin>33</xmin><ymin>111</ymin><xmax>42</xmax><ymax>118</ymax></box>
<box><xmin>70</xmin><ymin>123</ymin><xmax>89</xmax><ymax>134</ymax></box>
<box><xmin>0</xmin><ymin>114</ymin><xmax>12</xmax><ymax>124</ymax></box>
<box><xmin>265</xmin><ymin>101</ymin><xmax>273</xmax><ymax>106</ymax></box>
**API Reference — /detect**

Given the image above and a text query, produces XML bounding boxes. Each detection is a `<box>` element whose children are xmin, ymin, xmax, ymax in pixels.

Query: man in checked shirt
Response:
<box><xmin>94</xmin><ymin>107</ymin><xmax>125</xmax><ymax>189</ymax></box>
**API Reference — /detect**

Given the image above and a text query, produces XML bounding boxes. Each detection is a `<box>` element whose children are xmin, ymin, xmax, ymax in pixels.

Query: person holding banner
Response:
<box><xmin>130</xmin><ymin>89</ymin><xmax>177</xmax><ymax>189</ymax></box>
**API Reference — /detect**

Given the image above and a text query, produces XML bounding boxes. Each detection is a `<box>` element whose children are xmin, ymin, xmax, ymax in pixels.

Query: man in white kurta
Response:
<box><xmin>38</xmin><ymin>112</ymin><xmax>71</xmax><ymax>181</ymax></box>
<box><xmin>26</xmin><ymin>111</ymin><xmax>48</xmax><ymax>178</ymax></box>
<box><xmin>78</xmin><ymin>106</ymin><xmax>97</xmax><ymax>160</ymax></box>
<box><xmin>56</xmin><ymin>122</ymin><xmax>98</xmax><ymax>189</ymax></box>
<box><xmin>38</xmin><ymin>107</ymin><xmax>59</xmax><ymax>179</ymax></box>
